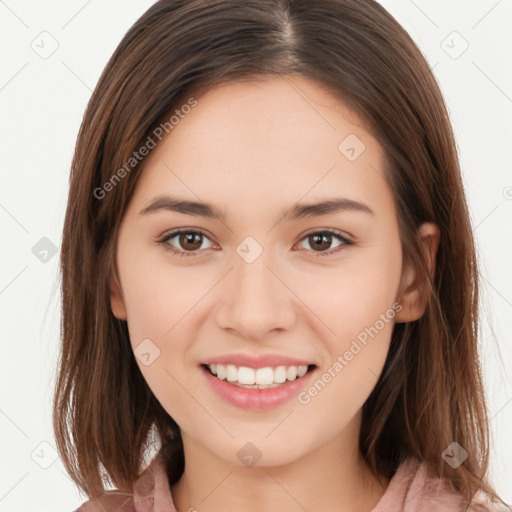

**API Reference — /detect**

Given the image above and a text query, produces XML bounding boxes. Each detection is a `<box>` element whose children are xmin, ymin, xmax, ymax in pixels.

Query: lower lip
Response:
<box><xmin>201</xmin><ymin>366</ymin><xmax>316</xmax><ymax>410</ymax></box>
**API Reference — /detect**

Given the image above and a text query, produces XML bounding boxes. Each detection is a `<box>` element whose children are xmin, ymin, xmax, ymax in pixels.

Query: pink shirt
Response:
<box><xmin>76</xmin><ymin>451</ymin><xmax>501</xmax><ymax>512</ymax></box>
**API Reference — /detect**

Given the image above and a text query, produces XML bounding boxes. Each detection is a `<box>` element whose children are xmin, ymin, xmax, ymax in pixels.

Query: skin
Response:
<box><xmin>110</xmin><ymin>75</ymin><xmax>440</xmax><ymax>512</ymax></box>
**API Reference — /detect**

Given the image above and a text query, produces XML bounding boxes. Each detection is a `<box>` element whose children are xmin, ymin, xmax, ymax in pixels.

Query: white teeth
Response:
<box><xmin>226</xmin><ymin>364</ymin><xmax>238</xmax><ymax>382</ymax></box>
<box><xmin>274</xmin><ymin>366</ymin><xmax>287</xmax><ymax>383</ymax></box>
<box><xmin>255</xmin><ymin>367</ymin><xmax>274</xmax><ymax>385</ymax></box>
<box><xmin>297</xmin><ymin>365</ymin><xmax>308</xmax><ymax>377</ymax></box>
<box><xmin>238</xmin><ymin>367</ymin><xmax>255</xmax><ymax>385</ymax></box>
<box><xmin>230</xmin><ymin>382</ymin><xmax>282</xmax><ymax>389</ymax></box>
<box><xmin>286</xmin><ymin>366</ymin><xmax>298</xmax><ymax>381</ymax></box>
<box><xmin>207</xmin><ymin>363</ymin><xmax>311</xmax><ymax>386</ymax></box>
<box><xmin>216</xmin><ymin>364</ymin><xmax>226</xmax><ymax>380</ymax></box>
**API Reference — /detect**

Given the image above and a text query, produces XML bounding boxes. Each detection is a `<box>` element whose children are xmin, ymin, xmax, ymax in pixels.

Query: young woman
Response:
<box><xmin>54</xmin><ymin>1</ymin><xmax>509</xmax><ymax>511</ymax></box>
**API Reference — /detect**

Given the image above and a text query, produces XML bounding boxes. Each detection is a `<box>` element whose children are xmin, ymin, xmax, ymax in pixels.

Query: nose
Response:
<box><xmin>215</xmin><ymin>248</ymin><xmax>297</xmax><ymax>341</ymax></box>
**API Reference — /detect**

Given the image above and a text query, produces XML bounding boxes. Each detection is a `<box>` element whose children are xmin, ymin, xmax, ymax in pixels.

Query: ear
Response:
<box><xmin>394</xmin><ymin>222</ymin><xmax>440</xmax><ymax>323</ymax></box>
<box><xmin>109</xmin><ymin>271</ymin><xmax>127</xmax><ymax>321</ymax></box>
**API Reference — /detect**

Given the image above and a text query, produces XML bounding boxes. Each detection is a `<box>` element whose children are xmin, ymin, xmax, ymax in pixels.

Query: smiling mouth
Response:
<box><xmin>202</xmin><ymin>363</ymin><xmax>316</xmax><ymax>389</ymax></box>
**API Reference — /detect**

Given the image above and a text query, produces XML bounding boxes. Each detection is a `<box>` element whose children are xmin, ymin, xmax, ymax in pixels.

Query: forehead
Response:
<box><xmin>130</xmin><ymin>75</ymin><xmax>394</xmax><ymax>220</ymax></box>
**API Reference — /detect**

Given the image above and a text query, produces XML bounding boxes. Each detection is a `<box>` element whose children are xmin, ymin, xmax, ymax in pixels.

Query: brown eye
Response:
<box><xmin>308</xmin><ymin>233</ymin><xmax>334</xmax><ymax>252</ymax></box>
<box><xmin>297</xmin><ymin>230</ymin><xmax>352</xmax><ymax>256</ymax></box>
<box><xmin>158</xmin><ymin>229</ymin><xmax>215</xmax><ymax>257</ymax></box>
<box><xmin>179</xmin><ymin>232</ymin><xmax>203</xmax><ymax>251</ymax></box>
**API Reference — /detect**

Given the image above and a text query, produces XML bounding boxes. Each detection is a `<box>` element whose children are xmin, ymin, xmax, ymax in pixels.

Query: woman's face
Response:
<box><xmin>110</xmin><ymin>75</ymin><xmax>435</xmax><ymax>467</ymax></box>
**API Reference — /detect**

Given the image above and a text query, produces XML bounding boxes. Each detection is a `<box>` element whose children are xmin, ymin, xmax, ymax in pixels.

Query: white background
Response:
<box><xmin>0</xmin><ymin>1</ymin><xmax>511</xmax><ymax>510</ymax></box>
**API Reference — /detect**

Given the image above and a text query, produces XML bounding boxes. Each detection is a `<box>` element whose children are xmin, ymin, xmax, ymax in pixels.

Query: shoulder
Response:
<box><xmin>373</xmin><ymin>458</ymin><xmax>509</xmax><ymax>512</ymax></box>
<box><xmin>467</xmin><ymin>497</ymin><xmax>512</xmax><ymax>512</ymax></box>
<box><xmin>74</xmin><ymin>491</ymin><xmax>136</xmax><ymax>512</ymax></box>
<box><xmin>74</xmin><ymin>449</ymin><xmax>176</xmax><ymax>512</ymax></box>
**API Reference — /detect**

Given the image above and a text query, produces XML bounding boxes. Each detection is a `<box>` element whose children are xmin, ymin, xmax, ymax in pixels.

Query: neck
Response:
<box><xmin>171</xmin><ymin>417</ymin><xmax>389</xmax><ymax>512</ymax></box>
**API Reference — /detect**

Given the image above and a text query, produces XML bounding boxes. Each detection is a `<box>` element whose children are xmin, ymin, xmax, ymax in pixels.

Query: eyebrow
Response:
<box><xmin>139</xmin><ymin>195</ymin><xmax>374</xmax><ymax>221</ymax></box>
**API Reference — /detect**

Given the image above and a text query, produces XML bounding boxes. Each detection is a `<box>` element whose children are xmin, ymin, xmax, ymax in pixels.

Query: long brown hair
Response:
<box><xmin>54</xmin><ymin>0</ymin><xmax>505</xmax><ymax>507</ymax></box>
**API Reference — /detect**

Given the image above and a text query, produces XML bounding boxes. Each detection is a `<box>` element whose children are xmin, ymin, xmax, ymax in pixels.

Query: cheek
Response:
<box><xmin>292</xmin><ymin>244</ymin><xmax>401</xmax><ymax>409</ymax></box>
<box><xmin>296</xmin><ymin>286</ymin><xmax>398</xmax><ymax>438</ymax></box>
<box><xmin>117</xmin><ymin>247</ymin><xmax>217</xmax><ymax>407</ymax></box>
<box><xmin>297</xmin><ymin>247</ymin><xmax>402</xmax><ymax>351</ymax></box>
<box><xmin>118</xmin><ymin>245</ymin><xmax>210</xmax><ymax>344</ymax></box>
<box><xmin>118</xmin><ymin>254</ymin><xmax>202</xmax><ymax>422</ymax></box>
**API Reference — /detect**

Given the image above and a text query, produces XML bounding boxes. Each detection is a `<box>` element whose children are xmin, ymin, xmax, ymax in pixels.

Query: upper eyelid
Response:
<box><xmin>159</xmin><ymin>228</ymin><xmax>216</xmax><ymax>244</ymax></box>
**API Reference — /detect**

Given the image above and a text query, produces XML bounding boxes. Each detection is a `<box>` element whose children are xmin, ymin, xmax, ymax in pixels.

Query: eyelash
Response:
<box><xmin>156</xmin><ymin>228</ymin><xmax>353</xmax><ymax>258</ymax></box>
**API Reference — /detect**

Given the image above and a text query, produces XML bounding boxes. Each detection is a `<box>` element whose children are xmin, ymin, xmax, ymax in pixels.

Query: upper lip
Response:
<box><xmin>202</xmin><ymin>353</ymin><xmax>316</xmax><ymax>369</ymax></box>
